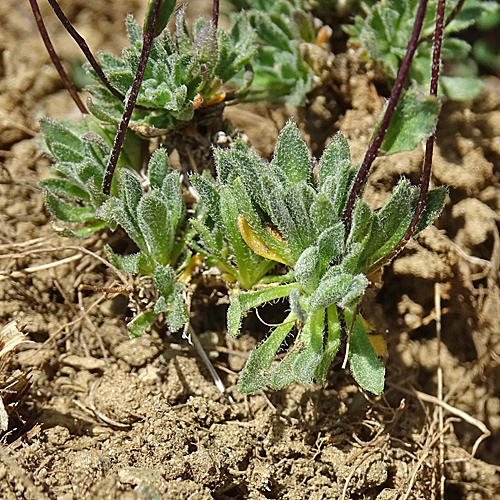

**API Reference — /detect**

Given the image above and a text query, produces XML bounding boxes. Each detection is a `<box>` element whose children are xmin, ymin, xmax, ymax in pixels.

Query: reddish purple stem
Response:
<box><xmin>46</xmin><ymin>0</ymin><xmax>126</xmax><ymax>103</ymax></box>
<box><xmin>28</xmin><ymin>0</ymin><xmax>87</xmax><ymax>114</ymax></box>
<box><xmin>212</xmin><ymin>0</ymin><xmax>220</xmax><ymax>28</ymax></box>
<box><xmin>102</xmin><ymin>0</ymin><xmax>162</xmax><ymax>195</ymax></box>
<box><xmin>419</xmin><ymin>0</ymin><xmax>464</xmax><ymax>45</ymax></box>
<box><xmin>342</xmin><ymin>0</ymin><xmax>430</xmax><ymax>230</ymax></box>
<box><xmin>386</xmin><ymin>0</ymin><xmax>446</xmax><ymax>261</ymax></box>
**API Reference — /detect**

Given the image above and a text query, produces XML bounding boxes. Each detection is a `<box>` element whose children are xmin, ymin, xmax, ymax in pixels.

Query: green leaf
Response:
<box><xmin>227</xmin><ymin>283</ymin><xmax>296</xmax><ymax>337</ymax></box>
<box><xmin>272</xmin><ymin>121</ymin><xmax>309</xmax><ymax>184</ymax></box>
<box><xmin>40</xmin><ymin>119</ymin><xmax>86</xmax><ymax>162</ymax></box>
<box><xmin>337</xmin><ymin>274</ymin><xmax>370</xmax><ymax>310</ymax></box>
<box><xmin>317</xmin><ymin>224</ymin><xmax>344</xmax><ymax>273</ymax></box>
<box><xmin>105</xmin><ymin>247</ymin><xmax>151</xmax><ymax>274</ymax></box>
<box><xmin>232</xmin><ymin>178</ymin><xmax>290</xmax><ymax>263</ymax></box>
<box><xmin>346</xmin><ymin>200</ymin><xmax>373</xmax><ymax>247</ymax></box>
<box><xmin>379</xmin><ymin>89</ymin><xmax>440</xmax><ymax>156</ymax></box>
<box><xmin>332</xmin><ymin>164</ymin><xmax>360</xmax><ymax>220</ymax></box>
<box><xmin>270</xmin><ymin>309</ymin><xmax>325</xmax><ymax>389</ymax></box>
<box><xmin>440</xmin><ymin>76</ymin><xmax>483</xmax><ymax>101</ymax></box>
<box><xmin>40</xmin><ymin>179</ymin><xmax>89</xmax><ymax>202</ymax></box>
<box><xmin>220</xmin><ymin>149</ymin><xmax>268</xmax><ymax>211</ymax></box>
<box><xmin>190</xmin><ymin>173</ymin><xmax>223</xmax><ymax>228</ymax></box>
<box><xmin>144</xmin><ymin>0</ymin><xmax>176</xmax><ymax>37</ymax></box>
<box><xmin>154</xmin><ymin>264</ymin><xmax>175</xmax><ymax>298</ymax></box>
<box><xmin>167</xmin><ymin>286</ymin><xmax>188</xmax><ymax>332</ymax></box>
<box><xmin>148</xmin><ymin>148</ymin><xmax>171</xmax><ymax>189</ymax></box>
<box><xmin>158</xmin><ymin>171</ymin><xmax>184</xmax><ymax>230</ymax></box>
<box><xmin>190</xmin><ymin>219</ymin><xmax>223</xmax><ymax>257</ymax></box>
<box><xmin>261</xmin><ymin>175</ymin><xmax>303</xmax><ymax>261</ymax></box>
<box><xmin>317</xmin><ymin>133</ymin><xmax>350</xmax><ymax>189</ymax></box>
<box><xmin>414</xmin><ymin>187</ymin><xmax>447</xmax><ymax>235</ymax></box>
<box><xmin>55</xmin><ymin>221</ymin><xmax>108</xmax><ymax>238</ymax></box>
<box><xmin>295</xmin><ymin>246</ymin><xmax>321</xmax><ymax>294</ymax></box>
<box><xmin>314</xmin><ymin>305</ymin><xmax>341</xmax><ymax>384</ymax></box>
<box><xmin>43</xmin><ymin>191</ymin><xmax>96</xmax><ymax>223</ymax></box>
<box><xmin>310</xmin><ymin>195</ymin><xmax>338</xmax><ymax>234</ymax></box>
<box><xmin>363</xmin><ymin>179</ymin><xmax>418</xmax><ymax>267</ymax></box>
<box><xmin>285</xmin><ymin>181</ymin><xmax>316</xmax><ymax>250</ymax></box>
<box><xmin>237</xmin><ymin>312</ymin><xmax>296</xmax><ymax>393</ymax></box>
<box><xmin>349</xmin><ymin>315</ymin><xmax>385</xmax><ymax>395</ymax></box>
<box><xmin>219</xmin><ymin>187</ymin><xmax>273</xmax><ymax>289</ymax></box>
<box><xmin>289</xmin><ymin>287</ymin><xmax>308</xmax><ymax>325</ymax></box>
<box><xmin>119</xmin><ymin>170</ymin><xmax>143</xmax><ymax>217</ymax></box>
<box><xmin>308</xmin><ymin>267</ymin><xmax>368</xmax><ymax>312</ymax></box>
<box><xmin>137</xmin><ymin>195</ymin><xmax>173</xmax><ymax>266</ymax></box>
<box><xmin>128</xmin><ymin>311</ymin><xmax>156</xmax><ymax>339</ymax></box>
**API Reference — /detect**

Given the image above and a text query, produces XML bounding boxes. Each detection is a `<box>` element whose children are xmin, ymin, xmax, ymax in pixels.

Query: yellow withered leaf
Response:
<box><xmin>237</xmin><ymin>215</ymin><xmax>291</xmax><ymax>265</ymax></box>
<box><xmin>360</xmin><ymin>315</ymin><xmax>388</xmax><ymax>357</ymax></box>
<box><xmin>178</xmin><ymin>253</ymin><xmax>204</xmax><ymax>284</ymax></box>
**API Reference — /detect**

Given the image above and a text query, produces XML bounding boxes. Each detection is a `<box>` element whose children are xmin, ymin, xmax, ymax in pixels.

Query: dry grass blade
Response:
<box><xmin>27</xmin><ymin>293</ymin><xmax>107</xmax><ymax>358</ymax></box>
<box><xmin>0</xmin><ymin>253</ymin><xmax>83</xmax><ymax>282</ymax></box>
<box><xmin>0</xmin><ymin>323</ymin><xmax>33</xmax><ymax>437</ymax></box>
<box><xmin>341</xmin><ymin>434</ymin><xmax>389</xmax><ymax>500</ymax></box>
<box><xmin>389</xmin><ymin>383</ymin><xmax>490</xmax><ymax>455</ymax></box>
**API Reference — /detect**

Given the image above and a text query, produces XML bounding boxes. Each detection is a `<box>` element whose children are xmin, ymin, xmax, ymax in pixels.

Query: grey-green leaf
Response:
<box><xmin>314</xmin><ymin>305</ymin><xmax>341</xmax><ymax>384</ymax></box>
<box><xmin>349</xmin><ymin>315</ymin><xmax>385</xmax><ymax>395</ymax></box>
<box><xmin>309</xmin><ymin>268</ymin><xmax>368</xmax><ymax>312</ymax></box>
<box><xmin>148</xmin><ymin>148</ymin><xmax>171</xmax><ymax>189</ymax></box>
<box><xmin>270</xmin><ymin>309</ymin><xmax>325</xmax><ymax>389</ymax></box>
<box><xmin>272</xmin><ymin>121</ymin><xmax>309</xmax><ymax>184</ymax></box>
<box><xmin>227</xmin><ymin>283</ymin><xmax>296</xmax><ymax>337</ymax></box>
<box><xmin>154</xmin><ymin>264</ymin><xmax>175</xmax><ymax>298</ymax></box>
<box><xmin>379</xmin><ymin>89</ymin><xmax>440</xmax><ymax>156</ymax></box>
<box><xmin>128</xmin><ymin>311</ymin><xmax>156</xmax><ymax>339</ymax></box>
<box><xmin>295</xmin><ymin>246</ymin><xmax>321</xmax><ymax>294</ymax></box>
<box><xmin>318</xmin><ymin>133</ymin><xmax>350</xmax><ymax>189</ymax></box>
<box><xmin>43</xmin><ymin>192</ymin><xmax>96</xmax><ymax>223</ymax></box>
<box><xmin>137</xmin><ymin>196</ymin><xmax>173</xmax><ymax>266</ymax></box>
<box><xmin>237</xmin><ymin>312</ymin><xmax>296</xmax><ymax>393</ymax></box>
<box><xmin>414</xmin><ymin>187</ymin><xmax>447</xmax><ymax>235</ymax></box>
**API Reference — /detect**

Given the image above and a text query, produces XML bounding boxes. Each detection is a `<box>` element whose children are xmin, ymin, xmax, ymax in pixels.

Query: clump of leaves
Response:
<box><xmin>345</xmin><ymin>0</ymin><xmax>499</xmax><ymax>100</ymax></box>
<box><xmin>194</xmin><ymin>99</ymin><xmax>445</xmax><ymax>393</ymax></box>
<box><xmin>228</xmin><ymin>0</ymin><xmax>333</xmax><ymax>105</ymax></box>
<box><xmin>39</xmin><ymin>116</ymin><xmax>143</xmax><ymax>237</ymax></box>
<box><xmin>40</xmin><ymin>116</ymin><xmax>191</xmax><ymax>337</ymax></box>
<box><xmin>36</xmin><ymin>0</ymin><xmax>449</xmax><ymax>396</ymax></box>
<box><xmin>98</xmin><ymin>149</ymin><xmax>192</xmax><ymax>338</ymax></box>
<box><xmin>190</xmin><ymin>169</ymin><xmax>279</xmax><ymax>290</ymax></box>
<box><xmin>86</xmin><ymin>8</ymin><xmax>256</xmax><ymax>130</ymax></box>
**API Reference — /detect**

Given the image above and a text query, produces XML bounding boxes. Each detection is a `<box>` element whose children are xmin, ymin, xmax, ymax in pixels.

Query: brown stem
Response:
<box><xmin>102</xmin><ymin>0</ymin><xmax>162</xmax><ymax>195</ymax></box>
<box><xmin>342</xmin><ymin>0</ymin><xmax>430</xmax><ymax>232</ymax></box>
<box><xmin>385</xmin><ymin>0</ymin><xmax>446</xmax><ymax>261</ymax></box>
<box><xmin>28</xmin><ymin>0</ymin><xmax>87</xmax><ymax>114</ymax></box>
<box><xmin>46</xmin><ymin>0</ymin><xmax>126</xmax><ymax>103</ymax></box>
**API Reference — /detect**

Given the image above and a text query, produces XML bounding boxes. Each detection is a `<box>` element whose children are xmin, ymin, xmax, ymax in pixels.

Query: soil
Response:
<box><xmin>1</xmin><ymin>1</ymin><xmax>500</xmax><ymax>499</ymax></box>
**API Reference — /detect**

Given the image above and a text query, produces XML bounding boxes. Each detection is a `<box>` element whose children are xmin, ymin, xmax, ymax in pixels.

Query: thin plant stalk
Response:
<box><xmin>342</xmin><ymin>0</ymin><xmax>430</xmax><ymax>231</ymax></box>
<box><xmin>46</xmin><ymin>0</ymin><xmax>126</xmax><ymax>103</ymax></box>
<box><xmin>28</xmin><ymin>0</ymin><xmax>87</xmax><ymax>114</ymax></box>
<box><xmin>419</xmin><ymin>0</ymin><xmax>464</xmax><ymax>45</ymax></box>
<box><xmin>386</xmin><ymin>0</ymin><xmax>446</xmax><ymax>261</ymax></box>
<box><xmin>212</xmin><ymin>0</ymin><xmax>220</xmax><ymax>28</ymax></box>
<box><xmin>102</xmin><ymin>0</ymin><xmax>162</xmax><ymax>196</ymax></box>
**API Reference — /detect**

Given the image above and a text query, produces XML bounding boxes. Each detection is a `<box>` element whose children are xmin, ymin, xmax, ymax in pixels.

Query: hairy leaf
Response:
<box><xmin>238</xmin><ymin>312</ymin><xmax>296</xmax><ymax>393</ymax></box>
<box><xmin>349</xmin><ymin>315</ymin><xmax>385</xmax><ymax>395</ymax></box>
<box><xmin>228</xmin><ymin>283</ymin><xmax>296</xmax><ymax>337</ymax></box>
<box><xmin>379</xmin><ymin>89</ymin><xmax>440</xmax><ymax>156</ymax></box>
